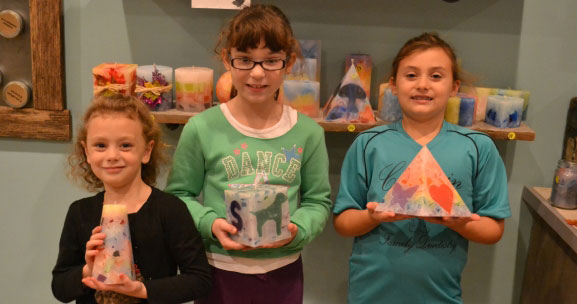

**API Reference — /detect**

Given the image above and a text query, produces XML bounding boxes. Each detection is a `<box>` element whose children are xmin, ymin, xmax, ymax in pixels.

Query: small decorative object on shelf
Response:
<box><xmin>281</xmin><ymin>80</ymin><xmax>320</xmax><ymax>118</ymax></box>
<box><xmin>136</xmin><ymin>64</ymin><xmax>173</xmax><ymax>111</ymax></box>
<box><xmin>225</xmin><ymin>183</ymin><xmax>291</xmax><ymax>247</ymax></box>
<box><xmin>485</xmin><ymin>95</ymin><xmax>524</xmax><ymax>128</ymax></box>
<box><xmin>377</xmin><ymin>83</ymin><xmax>402</xmax><ymax>123</ymax></box>
<box><xmin>92</xmin><ymin>63</ymin><xmax>137</xmax><ymax>97</ymax></box>
<box><xmin>323</xmin><ymin>63</ymin><xmax>376</xmax><ymax>123</ymax></box>
<box><xmin>0</xmin><ymin>10</ymin><xmax>24</xmax><ymax>39</ymax></box>
<box><xmin>562</xmin><ymin>97</ymin><xmax>577</xmax><ymax>161</ymax></box>
<box><xmin>3</xmin><ymin>80</ymin><xmax>31</xmax><ymax>108</ymax></box>
<box><xmin>215</xmin><ymin>71</ymin><xmax>234</xmax><ymax>103</ymax></box>
<box><xmin>175</xmin><ymin>66</ymin><xmax>213</xmax><ymax>112</ymax></box>
<box><xmin>345</xmin><ymin>54</ymin><xmax>372</xmax><ymax>98</ymax></box>
<box><xmin>550</xmin><ymin>159</ymin><xmax>577</xmax><ymax>210</ymax></box>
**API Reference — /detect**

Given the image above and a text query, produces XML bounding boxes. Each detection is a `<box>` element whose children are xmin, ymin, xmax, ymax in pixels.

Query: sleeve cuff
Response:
<box><xmin>199</xmin><ymin>212</ymin><xmax>220</xmax><ymax>241</ymax></box>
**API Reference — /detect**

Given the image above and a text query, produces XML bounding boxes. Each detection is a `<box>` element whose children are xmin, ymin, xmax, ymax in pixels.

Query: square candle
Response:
<box><xmin>282</xmin><ymin>80</ymin><xmax>320</xmax><ymax>118</ymax></box>
<box><xmin>485</xmin><ymin>95</ymin><xmax>524</xmax><ymax>128</ymax></box>
<box><xmin>136</xmin><ymin>65</ymin><xmax>173</xmax><ymax>111</ymax></box>
<box><xmin>225</xmin><ymin>184</ymin><xmax>291</xmax><ymax>247</ymax></box>
<box><xmin>92</xmin><ymin>204</ymin><xmax>135</xmax><ymax>284</ymax></box>
<box><xmin>93</xmin><ymin>63</ymin><xmax>137</xmax><ymax>97</ymax></box>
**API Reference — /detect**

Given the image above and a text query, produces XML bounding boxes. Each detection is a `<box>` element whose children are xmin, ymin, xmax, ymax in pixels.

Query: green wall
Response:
<box><xmin>1</xmin><ymin>0</ymin><xmax>576</xmax><ymax>303</ymax></box>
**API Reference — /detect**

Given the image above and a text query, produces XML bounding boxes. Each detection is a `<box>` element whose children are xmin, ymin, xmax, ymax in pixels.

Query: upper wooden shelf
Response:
<box><xmin>151</xmin><ymin>109</ymin><xmax>536</xmax><ymax>141</ymax></box>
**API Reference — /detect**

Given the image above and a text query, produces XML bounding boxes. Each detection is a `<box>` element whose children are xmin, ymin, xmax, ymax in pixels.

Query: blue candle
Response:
<box><xmin>378</xmin><ymin>84</ymin><xmax>402</xmax><ymax>122</ymax></box>
<box><xmin>458</xmin><ymin>96</ymin><xmax>475</xmax><ymax>127</ymax></box>
<box><xmin>485</xmin><ymin>95</ymin><xmax>524</xmax><ymax>128</ymax></box>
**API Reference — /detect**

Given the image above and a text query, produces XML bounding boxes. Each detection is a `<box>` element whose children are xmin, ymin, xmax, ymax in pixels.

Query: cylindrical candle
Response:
<box><xmin>136</xmin><ymin>65</ymin><xmax>173</xmax><ymax>111</ymax></box>
<box><xmin>485</xmin><ymin>95</ymin><xmax>524</xmax><ymax>128</ymax></box>
<box><xmin>175</xmin><ymin>67</ymin><xmax>213</xmax><ymax>112</ymax></box>
<box><xmin>91</xmin><ymin>203</ymin><xmax>135</xmax><ymax>284</ymax></box>
<box><xmin>458</xmin><ymin>96</ymin><xmax>475</xmax><ymax>127</ymax></box>
<box><xmin>550</xmin><ymin>159</ymin><xmax>577</xmax><ymax>209</ymax></box>
<box><xmin>92</xmin><ymin>63</ymin><xmax>137</xmax><ymax>97</ymax></box>
<box><xmin>444</xmin><ymin>96</ymin><xmax>460</xmax><ymax>124</ymax></box>
<box><xmin>282</xmin><ymin>80</ymin><xmax>320</xmax><ymax>118</ymax></box>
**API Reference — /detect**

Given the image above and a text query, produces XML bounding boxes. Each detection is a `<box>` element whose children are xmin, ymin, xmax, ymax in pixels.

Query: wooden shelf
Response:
<box><xmin>151</xmin><ymin>109</ymin><xmax>536</xmax><ymax>141</ymax></box>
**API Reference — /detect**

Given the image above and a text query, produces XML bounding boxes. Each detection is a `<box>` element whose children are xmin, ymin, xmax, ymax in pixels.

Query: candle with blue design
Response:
<box><xmin>485</xmin><ymin>95</ymin><xmax>523</xmax><ymax>128</ymax></box>
<box><xmin>225</xmin><ymin>184</ymin><xmax>290</xmax><ymax>247</ymax></box>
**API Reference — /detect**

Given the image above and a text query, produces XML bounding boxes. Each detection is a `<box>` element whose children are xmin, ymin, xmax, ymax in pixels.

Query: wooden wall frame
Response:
<box><xmin>0</xmin><ymin>0</ymin><xmax>70</xmax><ymax>141</ymax></box>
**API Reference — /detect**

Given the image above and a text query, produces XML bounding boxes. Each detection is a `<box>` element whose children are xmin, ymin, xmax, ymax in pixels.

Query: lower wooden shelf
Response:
<box><xmin>151</xmin><ymin>109</ymin><xmax>536</xmax><ymax>141</ymax></box>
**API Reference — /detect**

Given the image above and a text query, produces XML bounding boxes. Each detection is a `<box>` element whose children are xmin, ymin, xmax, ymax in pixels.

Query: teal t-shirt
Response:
<box><xmin>334</xmin><ymin>120</ymin><xmax>511</xmax><ymax>304</ymax></box>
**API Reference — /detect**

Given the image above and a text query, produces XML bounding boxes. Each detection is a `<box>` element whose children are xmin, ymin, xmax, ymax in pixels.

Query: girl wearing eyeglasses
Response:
<box><xmin>166</xmin><ymin>4</ymin><xmax>332</xmax><ymax>304</ymax></box>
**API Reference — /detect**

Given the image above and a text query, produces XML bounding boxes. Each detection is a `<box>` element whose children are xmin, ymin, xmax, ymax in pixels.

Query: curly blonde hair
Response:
<box><xmin>68</xmin><ymin>95</ymin><xmax>166</xmax><ymax>192</ymax></box>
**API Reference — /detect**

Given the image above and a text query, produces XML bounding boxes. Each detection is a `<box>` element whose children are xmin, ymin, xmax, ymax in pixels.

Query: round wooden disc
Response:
<box><xmin>0</xmin><ymin>10</ymin><xmax>24</xmax><ymax>39</ymax></box>
<box><xmin>3</xmin><ymin>81</ymin><xmax>30</xmax><ymax>108</ymax></box>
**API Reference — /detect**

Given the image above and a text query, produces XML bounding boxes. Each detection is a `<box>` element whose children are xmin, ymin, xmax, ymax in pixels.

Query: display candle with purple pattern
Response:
<box><xmin>136</xmin><ymin>65</ymin><xmax>173</xmax><ymax>111</ymax></box>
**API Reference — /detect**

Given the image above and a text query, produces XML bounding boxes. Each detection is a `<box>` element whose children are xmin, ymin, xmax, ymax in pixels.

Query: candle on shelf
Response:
<box><xmin>345</xmin><ymin>54</ymin><xmax>372</xmax><ymax>97</ymax></box>
<box><xmin>175</xmin><ymin>67</ymin><xmax>213</xmax><ymax>112</ymax></box>
<box><xmin>92</xmin><ymin>203</ymin><xmax>135</xmax><ymax>284</ymax></box>
<box><xmin>136</xmin><ymin>65</ymin><xmax>173</xmax><ymax>111</ymax></box>
<box><xmin>502</xmin><ymin>89</ymin><xmax>531</xmax><ymax>121</ymax></box>
<box><xmin>444</xmin><ymin>96</ymin><xmax>460</xmax><ymax>124</ymax></box>
<box><xmin>282</xmin><ymin>80</ymin><xmax>320</xmax><ymax>118</ymax></box>
<box><xmin>377</xmin><ymin>83</ymin><xmax>402</xmax><ymax>122</ymax></box>
<box><xmin>215</xmin><ymin>71</ymin><xmax>234</xmax><ymax>103</ymax></box>
<box><xmin>225</xmin><ymin>184</ymin><xmax>290</xmax><ymax>247</ymax></box>
<box><xmin>485</xmin><ymin>95</ymin><xmax>524</xmax><ymax>128</ymax></box>
<box><xmin>474</xmin><ymin>87</ymin><xmax>491</xmax><ymax>122</ymax></box>
<box><xmin>93</xmin><ymin>63</ymin><xmax>137</xmax><ymax>97</ymax></box>
<box><xmin>458</xmin><ymin>95</ymin><xmax>475</xmax><ymax>127</ymax></box>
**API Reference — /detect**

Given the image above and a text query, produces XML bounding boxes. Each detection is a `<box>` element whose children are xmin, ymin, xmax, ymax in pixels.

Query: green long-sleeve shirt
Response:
<box><xmin>166</xmin><ymin>106</ymin><xmax>332</xmax><ymax>259</ymax></box>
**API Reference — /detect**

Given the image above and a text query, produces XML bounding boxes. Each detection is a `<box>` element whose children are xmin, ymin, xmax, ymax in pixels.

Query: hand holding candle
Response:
<box><xmin>91</xmin><ymin>203</ymin><xmax>135</xmax><ymax>284</ymax></box>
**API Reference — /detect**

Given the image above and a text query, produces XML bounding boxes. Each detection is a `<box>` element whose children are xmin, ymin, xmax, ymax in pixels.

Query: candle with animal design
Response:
<box><xmin>91</xmin><ymin>203</ymin><xmax>135</xmax><ymax>284</ymax></box>
<box><xmin>225</xmin><ymin>184</ymin><xmax>290</xmax><ymax>247</ymax></box>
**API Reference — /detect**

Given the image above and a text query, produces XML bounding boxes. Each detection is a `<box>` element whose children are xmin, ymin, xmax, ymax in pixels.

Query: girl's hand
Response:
<box><xmin>83</xmin><ymin>226</ymin><xmax>105</xmax><ymax>278</ymax></box>
<box><xmin>211</xmin><ymin>218</ymin><xmax>251</xmax><ymax>251</ymax></box>
<box><xmin>366</xmin><ymin>202</ymin><xmax>413</xmax><ymax>223</ymax></box>
<box><xmin>258</xmin><ymin>223</ymin><xmax>298</xmax><ymax>249</ymax></box>
<box><xmin>420</xmin><ymin>214</ymin><xmax>481</xmax><ymax>228</ymax></box>
<box><xmin>82</xmin><ymin>274</ymin><xmax>147</xmax><ymax>299</ymax></box>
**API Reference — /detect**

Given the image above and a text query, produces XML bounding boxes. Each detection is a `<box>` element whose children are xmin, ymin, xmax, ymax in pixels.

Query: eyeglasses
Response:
<box><xmin>230</xmin><ymin>57</ymin><xmax>288</xmax><ymax>71</ymax></box>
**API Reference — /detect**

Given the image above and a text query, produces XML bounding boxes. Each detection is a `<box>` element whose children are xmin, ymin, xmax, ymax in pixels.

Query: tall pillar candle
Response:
<box><xmin>225</xmin><ymin>184</ymin><xmax>291</xmax><ymax>247</ymax></box>
<box><xmin>474</xmin><ymin>87</ymin><xmax>491</xmax><ymax>122</ymax></box>
<box><xmin>92</xmin><ymin>203</ymin><xmax>135</xmax><ymax>284</ymax></box>
<box><xmin>458</xmin><ymin>95</ymin><xmax>475</xmax><ymax>127</ymax></box>
<box><xmin>444</xmin><ymin>96</ymin><xmax>461</xmax><ymax>124</ymax></box>
<box><xmin>282</xmin><ymin>80</ymin><xmax>320</xmax><ymax>118</ymax></box>
<box><xmin>485</xmin><ymin>95</ymin><xmax>524</xmax><ymax>128</ymax></box>
<box><xmin>93</xmin><ymin>63</ymin><xmax>137</xmax><ymax>97</ymax></box>
<box><xmin>378</xmin><ymin>83</ymin><xmax>402</xmax><ymax>122</ymax></box>
<box><xmin>175</xmin><ymin>67</ymin><xmax>213</xmax><ymax>112</ymax></box>
<box><xmin>136</xmin><ymin>65</ymin><xmax>173</xmax><ymax>111</ymax></box>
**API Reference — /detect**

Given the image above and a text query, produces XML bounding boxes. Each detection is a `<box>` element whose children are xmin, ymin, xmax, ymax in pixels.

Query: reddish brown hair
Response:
<box><xmin>68</xmin><ymin>95</ymin><xmax>166</xmax><ymax>192</ymax></box>
<box><xmin>390</xmin><ymin>32</ymin><xmax>462</xmax><ymax>83</ymax></box>
<box><xmin>215</xmin><ymin>4</ymin><xmax>300</xmax><ymax>59</ymax></box>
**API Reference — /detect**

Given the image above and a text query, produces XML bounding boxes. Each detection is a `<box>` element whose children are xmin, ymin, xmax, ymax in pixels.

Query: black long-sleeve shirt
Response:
<box><xmin>52</xmin><ymin>187</ymin><xmax>211</xmax><ymax>303</ymax></box>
